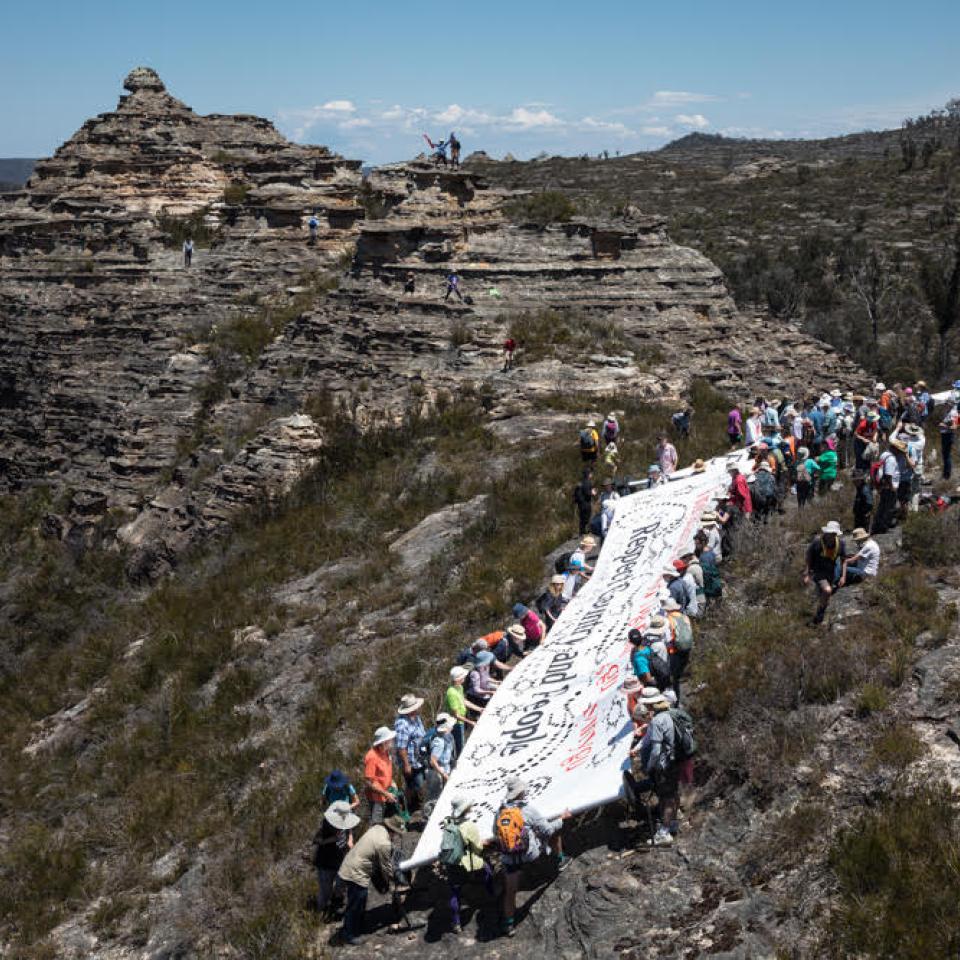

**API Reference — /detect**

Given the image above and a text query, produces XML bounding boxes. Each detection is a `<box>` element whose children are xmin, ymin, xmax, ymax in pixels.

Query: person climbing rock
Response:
<box><xmin>182</xmin><ymin>236</ymin><xmax>193</xmax><ymax>267</ymax></box>
<box><xmin>495</xmin><ymin>777</ymin><xmax>571</xmax><ymax>937</ymax></box>
<box><xmin>403</xmin><ymin>271</ymin><xmax>416</xmax><ymax>295</ymax></box>
<box><xmin>336</xmin><ymin>814</ymin><xmax>406</xmax><ymax>945</ymax></box>
<box><xmin>803</xmin><ymin>521</ymin><xmax>846</xmax><ymax>625</ymax></box>
<box><xmin>308</xmin><ymin>213</ymin><xmax>319</xmax><ymax>245</ymax></box>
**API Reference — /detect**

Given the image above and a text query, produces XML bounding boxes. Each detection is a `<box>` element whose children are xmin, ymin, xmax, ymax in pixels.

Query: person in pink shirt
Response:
<box><xmin>512</xmin><ymin>603</ymin><xmax>546</xmax><ymax>652</ymax></box>
<box><xmin>656</xmin><ymin>434</ymin><xmax>678</xmax><ymax>477</ymax></box>
<box><xmin>727</xmin><ymin>404</ymin><xmax>743</xmax><ymax>447</ymax></box>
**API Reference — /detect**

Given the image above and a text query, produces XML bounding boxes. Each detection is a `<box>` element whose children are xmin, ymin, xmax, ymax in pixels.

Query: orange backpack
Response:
<box><xmin>495</xmin><ymin>805</ymin><xmax>530</xmax><ymax>854</ymax></box>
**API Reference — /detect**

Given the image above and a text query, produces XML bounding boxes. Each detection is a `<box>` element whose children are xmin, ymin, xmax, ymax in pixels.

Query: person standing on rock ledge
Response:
<box><xmin>449</xmin><ymin>132</ymin><xmax>461</xmax><ymax>168</ymax></box>
<box><xmin>443</xmin><ymin>270</ymin><xmax>464</xmax><ymax>302</ymax></box>
<box><xmin>182</xmin><ymin>236</ymin><xmax>193</xmax><ymax>267</ymax></box>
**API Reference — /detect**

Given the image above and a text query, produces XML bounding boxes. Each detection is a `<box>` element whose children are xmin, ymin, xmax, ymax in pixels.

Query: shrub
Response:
<box><xmin>156</xmin><ymin>207</ymin><xmax>219</xmax><ymax>248</ymax></box>
<box><xmin>826</xmin><ymin>783</ymin><xmax>960</xmax><ymax>958</ymax></box>
<box><xmin>902</xmin><ymin>509</ymin><xmax>960</xmax><ymax>566</ymax></box>
<box><xmin>855</xmin><ymin>682</ymin><xmax>890</xmax><ymax>717</ymax></box>
<box><xmin>505</xmin><ymin>307</ymin><xmax>626</xmax><ymax>360</ymax></box>
<box><xmin>504</xmin><ymin>190</ymin><xmax>577</xmax><ymax>227</ymax></box>
<box><xmin>867</xmin><ymin>722</ymin><xmax>924</xmax><ymax>770</ymax></box>
<box><xmin>223</xmin><ymin>182</ymin><xmax>252</xmax><ymax>205</ymax></box>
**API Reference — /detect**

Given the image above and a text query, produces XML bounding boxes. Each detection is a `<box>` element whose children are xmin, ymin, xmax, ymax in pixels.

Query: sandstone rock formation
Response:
<box><xmin>1</xmin><ymin>71</ymin><xmax>865</xmax><ymax>575</ymax></box>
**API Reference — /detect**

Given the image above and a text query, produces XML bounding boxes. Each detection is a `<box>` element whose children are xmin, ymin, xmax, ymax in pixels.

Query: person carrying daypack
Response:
<box><xmin>670</xmin><ymin>702</ymin><xmax>697</xmax><ymax>788</ymax></box>
<box><xmin>440</xmin><ymin>795</ymin><xmax>492</xmax><ymax>934</ymax></box>
<box><xmin>308</xmin><ymin>214</ymin><xmax>319</xmax><ymax>244</ymax></box>
<box><xmin>700</xmin><ymin>552</ymin><xmax>723</xmax><ymax>601</ymax></box>
<box><xmin>751</xmin><ymin>463</ymin><xmax>777</xmax><ymax>521</ymax></box>
<box><xmin>663</xmin><ymin>600</ymin><xmax>693</xmax><ymax>703</ymax></box>
<box><xmin>634</xmin><ymin>689</ymin><xmax>679</xmax><ymax>845</ymax></box>
<box><xmin>579</xmin><ymin>421</ymin><xmax>599</xmax><ymax>463</ymax></box>
<box><xmin>496</xmin><ymin>778</ymin><xmax>571</xmax><ymax>937</ymax></box>
<box><xmin>628</xmin><ymin>625</ymin><xmax>671</xmax><ymax>690</ymax></box>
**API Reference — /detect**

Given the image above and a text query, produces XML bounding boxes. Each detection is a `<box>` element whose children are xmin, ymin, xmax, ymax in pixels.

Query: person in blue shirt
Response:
<box><xmin>323</xmin><ymin>770</ymin><xmax>360</xmax><ymax>809</ymax></box>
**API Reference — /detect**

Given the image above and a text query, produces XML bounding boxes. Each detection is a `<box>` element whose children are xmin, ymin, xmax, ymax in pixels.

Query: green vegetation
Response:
<box><xmin>156</xmin><ymin>206</ymin><xmax>219</xmax><ymax>248</ymax></box>
<box><xmin>504</xmin><ymin>190</ymin><xmax>578</xmax><ymax>227</ymax></box>
<box><xmin>826</xmin><ymin>783</ymin><xmax>960</xmax><ymax>958</ymax></box>
<box><xmin>505</xmin><ymin>307</ymin><xmax>626</xmax><ymax>359</ymax></box>
<box><xmin>0</xmin><ymin>382</ymin><xmax>727</xmax><ymax>953</ymax></box>
<box><xmin>222</xmin><ymin>182</ymin><xmax>252</xmax><ymax>205</ymax></box>
<box><xmin>903</xmin><ymin>501</ymin><xmax>960</xmax><ymax>565</ymax></box>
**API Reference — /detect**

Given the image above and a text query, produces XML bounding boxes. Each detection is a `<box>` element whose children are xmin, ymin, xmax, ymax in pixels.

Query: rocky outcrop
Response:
<box><xmin>1</xmin><ymin>73</ymin><xmax>866</xmax><ymax>576</ymax></box>
<box><xmin>0</xmin><ymin>68</ymin><xmax>362</xmax><ymax>519</ymax></box>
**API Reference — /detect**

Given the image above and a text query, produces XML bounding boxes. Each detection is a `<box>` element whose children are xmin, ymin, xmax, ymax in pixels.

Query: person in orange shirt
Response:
<box><xmin>363</xmin><ymin>727</ymin><xmax>397</xmax><ymax>824</ymax></box>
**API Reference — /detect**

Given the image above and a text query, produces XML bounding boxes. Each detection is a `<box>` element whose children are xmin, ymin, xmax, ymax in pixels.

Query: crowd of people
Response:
<box><xmin>312</xmin><ymin>376</ymin><xmax>960</xmax><ymax>947</ymax></box>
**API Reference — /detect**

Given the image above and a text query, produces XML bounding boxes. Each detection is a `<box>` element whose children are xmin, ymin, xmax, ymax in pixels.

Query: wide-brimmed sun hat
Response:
<box><xmin>324</xmin><ymin>800</ymin><xmax>361</xmax><ymax>831</ymax></box>
<box><xmin>383</xmin><ymin>815</ymin><xmax>406</xmax><ymax>835</ymax></box>
<box><xmin>397</xmin><ymin>693</ymin><xmax>424</xmax><ymax>715</ymax></box>
<box><xmin>852</xmin><ymin>528</ymin><xmax>870</xmax><ymax>541</ymax></box>
<box><xmin>821</xmin><ymin>520</ymin><xmax>843</xmax><ymax>535</ymax></box>
<box><xmin>622</xmin><ymin>676</ymin><xmax>642</xmax><ymax>693</ymax></box>
<box><xmin>373</xmin><ymin>726</ymin><xmax>396</xmax><ymax>747</ymax></box>
<box><xmin>450</xmin><ymin>666</ymin><xmax>469</xmax><ymax>682</ymax></box>
<box><xmin>507</xmin><ymin>624</ymin><xmax>526</xmax><ymax>641</ymax></box>
<box><xmin>451</xmin><ymin>795</ymin><xmax>473</xmax><ymax>819</ymax></box>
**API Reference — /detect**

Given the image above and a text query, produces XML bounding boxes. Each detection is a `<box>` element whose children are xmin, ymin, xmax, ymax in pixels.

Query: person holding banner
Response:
<box><xmin>496</xmin><ymin>777</ymin><xmax>571</xmax><ymax>937</ymax></box>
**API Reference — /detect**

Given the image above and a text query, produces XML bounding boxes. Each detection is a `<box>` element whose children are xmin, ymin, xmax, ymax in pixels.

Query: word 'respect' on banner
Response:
<box><xmin>402</xmin><ymin>449</ymin><xmax>750</xmax><ymax>870</ymax></box>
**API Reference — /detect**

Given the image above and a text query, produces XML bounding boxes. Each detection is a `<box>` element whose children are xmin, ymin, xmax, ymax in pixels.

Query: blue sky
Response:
<box><xmin>1</xmin><ymin>0</ymin><xmax>958</xmax><ymax>163</ymax></box>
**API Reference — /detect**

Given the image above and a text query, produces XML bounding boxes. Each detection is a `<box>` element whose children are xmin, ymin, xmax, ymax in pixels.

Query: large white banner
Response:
<box><xmin>402</xmin><ymin>448</ymin><xmax>752</xmax><ymax>869</ymax></box>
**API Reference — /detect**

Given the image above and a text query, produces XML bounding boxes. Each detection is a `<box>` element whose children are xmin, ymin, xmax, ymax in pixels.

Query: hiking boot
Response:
<box><xmin>502</xmin><ymin>917</ymin><xmax>516</xmax><ymax>938</ymax></box>
<box><xmin>653</xmin><ymin>828</ymin><xmax>674</xmax><ymax>846</ymax></box>
<box><xmin>556</xmin><ymin>852</ymin><xmax>572</xmax><ymax>872</ymax></box>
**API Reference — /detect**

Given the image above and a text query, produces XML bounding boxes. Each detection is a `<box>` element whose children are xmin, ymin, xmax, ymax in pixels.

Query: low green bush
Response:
<box><xmin>504</xmin><ymin>190</ymin><xmax>577</xmax><ymax>227</ymax></box>
<box><xmin>902</xmin><ymin>509</ymin><xmax>960</xmax><ymax>566</ymax></box>
<box><xmin>826</xmin><ymin>783</ymin><xmax>960</xmax><ymax>958</ymax></box>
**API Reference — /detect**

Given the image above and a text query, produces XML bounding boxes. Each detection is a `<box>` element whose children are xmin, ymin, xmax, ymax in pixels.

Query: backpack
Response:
<box><xmin>668</xmin><ymin>612</ymin><xmax>694</xmax><ymax>654</ymax></box>
<box><xmin>554</xmin><ymin>551</ymin><xmax>573</xmax><ymax>575</ymax></box>
<box><xmin>753</xmin><ymin>470</ymin><xmax>776</xmax><ymax>503</ymax></box>
<box><xmin>796</xmin><ymin>461</ymin><xmax>811</xmax><ymax>484</ymax></box>
<box><xmin>603</xmin><ymin>419</ymin><xmax>618</xmax><ymax>443</ymax></box>
<box><xmin>870</xmin><ymin>459</ymin><xmax>885</xmax><ymax>488</ymax></box>
<box><xmin>701</xmin><ymin>559</ymin><xmax>723</xmax><ymax>599</ymax></box>
<box><xmin>801</xmin><ymin>419</ymin><xmax>816</xmax><ymax>445</ymax></box>
<box><xmin>648</xmin><ymin>651</ymin><xmax>673</xmax><ymax>690</ymax></box>
<box><xmin>878</xmin><ymin>406</ymin><xmax>894</xmax><ymax>430</ymax></box>
<box><xmin>415</xmin><ymin>727</ymin><xmax>439</xmax><ymax>765</ymax></box>
<box><xmin>495</xmin><ymin>805</ymin><xmax>530</xmax><ymax>855</ymax></box>
<box><xmin>439</xmin><ymin>818</ymin><xmax>466</xmax><ymax>867</ymax></box>
<box><xmin>579</xmin><ymin>429</ymin><xmax>597</xmax><ymax>453</ymax></box>
<box><xmin>670</xmin><ymin>707</ymin><xmax>697</xmax><ymax>761</ymax></box>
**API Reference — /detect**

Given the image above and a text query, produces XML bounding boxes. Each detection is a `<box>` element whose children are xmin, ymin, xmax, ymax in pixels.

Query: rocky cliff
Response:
<box><xmin>0</xmin><ymin>69</ymin><xmax>866</xmax><ymax>573</ymax></box>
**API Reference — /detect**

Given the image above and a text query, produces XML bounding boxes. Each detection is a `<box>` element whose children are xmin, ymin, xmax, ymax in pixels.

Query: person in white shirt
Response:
<box><xmin>841</xmin><ymin>528</ymin><xmax>880</xmax><ymax>585</ymax></box>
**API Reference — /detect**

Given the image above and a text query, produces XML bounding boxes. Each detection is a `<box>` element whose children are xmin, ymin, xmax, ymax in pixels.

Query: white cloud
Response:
<box><xmin>506</xmin><ymin>107</ymin><xmax>563</xmax><ymax>128</ymax></box>
<box><xmin>652</xmin><ymin>90</ymin><xmax>721</xmax><ymax>105</ymax></box>
<box><xmin>340</xmin><ymin>117</ymin><xmax>372</xmax><ymax>129</ymax></box>
<box><xmin>641</xmin><ymin>125</ymin><xmax>673</xmax><ymax>137</ymax></box>
<box><xmin>321</xmin><ymin>100</ymin><xmax>355</xmax><ymax>113</ymax></box>
<box><xmin>675</xmin><ymin>113</ymin><xmax>710</xmax><ymax>129</ymax></box>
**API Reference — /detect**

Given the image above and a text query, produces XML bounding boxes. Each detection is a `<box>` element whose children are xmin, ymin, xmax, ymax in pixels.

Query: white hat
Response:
<box><xmin>373</xmin><ymin>726</ymin><xmax>396</xmax><ymax>747</ymax></box>
<box><xmin>639</xmin><ymin>689</ymin><xmax>669</xmax><ymax>706</ymax></box>
<box><xmin>830</xmin><ymin>388</ymin><xmax>841</xmax><ymax>398</ymax></box>
<box><xmin>875</xmin><ymin>382</ymin><xmax>886</xmax><ymax>392</ymax></box>
<box><xmin>324</xmin><ymin>800</ymin><xmax>361</xmax><ymax>831</ymax></box>
<box><xmin>586</xmin><ymin>420</ymin><xmax>596</xmax><ymax>428</ymax></box>
<box><xmin>436</xmin><ymin>713</ymin><xmax>456</xmax><ymax>733</ymax></box>
<box><xmin>662</xmin><ymin>689</ymin><xmax>678</xmax><ymax>706</ymax></box>
<box><xmin>504</xmin><ymin>777</ymin><xmax>528</xmax><ymax>801</ymax></box>
<box><xmin>451</xmin><ymin>795</ymin><xmax>473</xmax><ymax>819</ymax></box>
<box><xmin>821</xmin><ymin>520</ymin><xmax>843</xmax><ymax>535</ymax></box>
<box><xmin>607</xmin><ymin>412</ymin><xmax>617</xmax><ymax>420</ymax></box>
<box><xmin>507</xmin><ymin>623</ymin><xmax>526</xmax><ymax>641</ymax></box>
<box><xmin>661</xmin><ymin>563</ymin><xmax>678</xmax><ymax>578</ymax></box>
<box><xmin>450</xmin><ymin>666</ymin><xmax>469</xmax><ymax>682</ymax></box>
<box><xmin>397</xmin><ymin>693</ymin><xmax>424</xmax><ymax>715</ymax></box>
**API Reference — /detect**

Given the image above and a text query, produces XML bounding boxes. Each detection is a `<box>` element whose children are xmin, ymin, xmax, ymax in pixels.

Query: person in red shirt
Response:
<box><xmin>363</xmin><ymin>727</ymin><xmax>397</xmax><ymax>824</ymax></box>
<box><xmin>502</xmin><ymin>337</ymin><xmax>516</xmax><ymax>371</ymax></box>
<box><xmin>726</xmin><ymin>464</ymin><xmax>753</xmax><ymax>515</ymax></box>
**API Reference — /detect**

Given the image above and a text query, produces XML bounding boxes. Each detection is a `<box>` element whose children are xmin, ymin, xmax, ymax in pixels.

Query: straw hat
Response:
<box><xmin>622</xmin><ymin>676</ymin><xmax>642</xmax><ymax>693</ymax></box>
<box><xmin>550</xmin><ymin>574</ymin><xmax>566</xmax><ymax>586</ymax></box>
<box><xmin>890</xmin><ymin>437</ymin><xmax>908</xmax><ymax>453</ymax></box>
<box><xmin>852</xmin><ymin>528</ymin><xmax>870</xmax><ymax>541</ymax></box>
<box><xmin>324</xmin><ymin>800</ymin><xmax>361</xmax><ymax>831</ymax></box>
<box><xmin>507</xmin><ymin>623</ymin><xmax>526</xmax><ymax>641</ymax></box>
<box><xmin>383</xmin><ymin>815</ymin><xmax>406</xmax><ymax>835</ymax></box>
<box><xmin>692</xmin><ymin>459</ymin><xmax>706</xmax><ymax>473</ymax></box>
<box><xmin>397</xmin><ymin>693</ymin><xmax>424</xmax><ymax>715</ymax></box>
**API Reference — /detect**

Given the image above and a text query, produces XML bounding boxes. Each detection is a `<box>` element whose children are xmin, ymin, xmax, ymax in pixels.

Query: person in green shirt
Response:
<box><xmin>445</xmin><ymin>666</ymin><xmax>483</xmax><ymax>756</ymax></box>
<box><xmin>817</xmin><ymin>440</ymin><xmax>839</xmax><ymax>494</ymax></box>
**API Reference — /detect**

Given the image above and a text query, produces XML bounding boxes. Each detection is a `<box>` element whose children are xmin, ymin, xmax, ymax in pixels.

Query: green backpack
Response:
<box><xmin>438</xmin><ymin>818</ymin><xmax>465</xmax><ymax>867</ymax></box>
<box><xmin>669</xmin><ymin>612</ymin><xmax>694</xmax><ymax>654</ymax></box>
